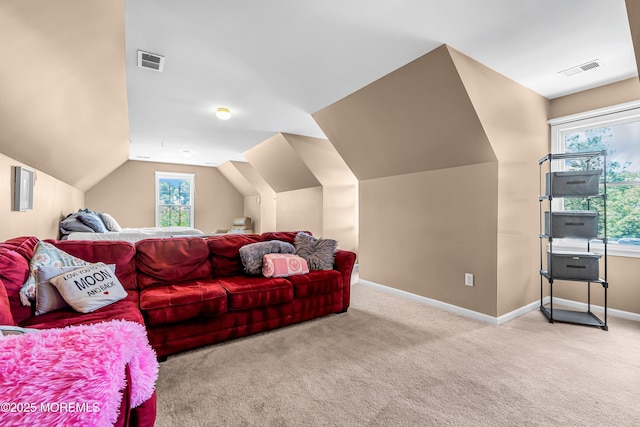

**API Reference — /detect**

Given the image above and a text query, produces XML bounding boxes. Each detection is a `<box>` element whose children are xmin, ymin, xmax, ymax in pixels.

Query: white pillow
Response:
<box><xmin>35</xmin><ymin>264</ymin><xmax>116</xmax><ymax>316</ymax></box>
<box><xmin>99</xmin><ymin>212</ymin><xmax>122</xmax><ymax>232</ymax></box>
<box><xmin>49</xmin><ymin>263</ymin><xmax>127</xmax><ymax>313</ymax></box>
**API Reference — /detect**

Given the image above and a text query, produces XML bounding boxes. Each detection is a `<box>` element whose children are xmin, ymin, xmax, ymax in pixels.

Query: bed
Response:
<box><xmin>66</xmin><ymin>226</ymin><xmax>204</xmax><ymax>243</ymax></box>
<box><xmin>59</xmin><ymin>209</ymin><xmax>204</xmax><ymax>242</ymax></box>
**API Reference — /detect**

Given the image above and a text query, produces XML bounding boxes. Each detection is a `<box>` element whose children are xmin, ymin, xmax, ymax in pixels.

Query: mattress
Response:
<box><xmin>66</xmin><ymin>227</ymin><xmax>204</xmax><ymax>243</ymax></box>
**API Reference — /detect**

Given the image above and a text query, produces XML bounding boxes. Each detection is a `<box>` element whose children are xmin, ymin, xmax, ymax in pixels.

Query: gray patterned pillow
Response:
<box><xmin>239</xmin><ymin>240</ymin><xmax>295</xmax><ymax>275</ymax></box>
<box><xmin>294</xmin><ymin>232</ymin><xmax>337</xmax><ymax>270</ymax></box>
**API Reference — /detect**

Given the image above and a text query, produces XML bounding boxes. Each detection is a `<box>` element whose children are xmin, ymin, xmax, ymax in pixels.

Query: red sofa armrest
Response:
<box><xmin>114</xmin><ymin>364</ymin><xmax>157</xmax><ymax>427</ymax></box>
<box><xmin>334</xmin><ymin>249</ymin><xmax>356</xmax><ymax>311</ymax></box>
<box><xmin>130</xmin><ymin>391</ymin><xmax>157</xmax><ymax>427</ymax></box>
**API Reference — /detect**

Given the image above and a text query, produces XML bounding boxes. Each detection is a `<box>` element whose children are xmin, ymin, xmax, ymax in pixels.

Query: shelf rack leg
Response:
<box><xmin>549</xmin><ymin>281</ymin><xmax>554</xmax><ymax>323</ymax></box>
<box><xmin>603</xmin><ymin>282</ymin><xmax>608</xmax><ymax>331</ymax></box>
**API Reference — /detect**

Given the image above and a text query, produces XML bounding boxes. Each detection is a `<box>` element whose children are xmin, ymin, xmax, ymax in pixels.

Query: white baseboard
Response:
<box><xmin>496</xmin><ymin>299</ymin><xmax>543</xmax><ymax>325</ymax></box>
<box><xmin>357</xmin><ymin>279</ymin><xmax>511</xmax><ymax>325</ymax></box>
<box><xmin>356</xmin><ymin>280</ymin><xmax>640</xmax><ymax>325</ymax></box>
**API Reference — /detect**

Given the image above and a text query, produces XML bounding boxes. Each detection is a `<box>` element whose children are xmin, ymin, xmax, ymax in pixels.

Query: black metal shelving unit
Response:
<box><xmin>538</xmin><ymin>150</ymin><xmax>608</xmax><ymax>330</ymax></box>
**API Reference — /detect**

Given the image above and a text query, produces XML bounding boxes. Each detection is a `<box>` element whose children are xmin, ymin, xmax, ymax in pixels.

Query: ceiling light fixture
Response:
<box><xmin>216</xmin><ymin>107</ymin><xmax>232</xmax><ymax>120</ymax></box>
<box><xmin>180</xmin><ymin>150</ymin><xmax>192</xmax><ymax>158</ymax></box>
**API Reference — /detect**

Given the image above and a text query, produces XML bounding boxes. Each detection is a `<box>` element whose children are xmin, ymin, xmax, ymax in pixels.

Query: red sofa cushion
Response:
<box><xmin>0</xmin><ymin>236</ymin><xmax>39</xmax><ymax>324</ymax></box>
<box><xmin>140</xmin><ymin>280</ymin><xmax>228</xmax><ymax>326</ymax></box>
<box><xmin>20</xmin><ymin>290</ymin><xmax>144</xmax><ymax>329</ymax></box>
<box><xmin>0</xmin><ymin>279</ymin><xmax>15</xmax><ymax>325</ymax></box>
<box><xmin>214</xmin><ymin>276</ymin><xmax>293</xmax><ymax>310</ymax></box>
<box><xmin>285</xmin><ymin>269</ymin><xmax>342</xmax><ymax>298</ymax></box>
<box><xmin>136</xmin><ymin>237</ymin><xmax>212</xmax><ymax>290</ymax></box>
<box><xmin>1</xmin><ymin>236</ymin><xmax>39</xmax><ymax>259</ymax></box>
<box><xmin>262</xmin><ymin>231</ymin><xmax>311</xmax><ymax>244</ymax></box>
<box><xmin>45</xmin><ymin>240</ymin><xmax>138</xmax><ymax>290</ymax></box>
<box><xmin>207</xmin><ymin>234</ymin><xmax>264</xmax><ymax>277</ymax></box>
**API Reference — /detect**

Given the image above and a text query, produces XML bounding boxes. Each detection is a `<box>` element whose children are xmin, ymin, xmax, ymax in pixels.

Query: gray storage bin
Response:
<box><xmin>544</xmin><ymin>211</ymin><xmax>598</xmax><ymax>239</ymax></box>
<box><xmin>547</xmin><ymin>251</ymin><xmax>600</xmax><ymax>281</ymax></box>
<box><xmin>545</xmin><ymin>169</ymin><xmax>602</xmax><ymax>197</ymax></box>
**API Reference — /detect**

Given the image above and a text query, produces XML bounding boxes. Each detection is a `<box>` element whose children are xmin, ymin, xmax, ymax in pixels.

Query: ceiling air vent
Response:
<box><xmin>137</xmin><ymin>50</ymin><xmax>165</xmax><ymax>72</ymax></box>
<box><xmin>559</xmin><ymin>59</ymin><xmax>602</xmax><ymax>77</ymax></box>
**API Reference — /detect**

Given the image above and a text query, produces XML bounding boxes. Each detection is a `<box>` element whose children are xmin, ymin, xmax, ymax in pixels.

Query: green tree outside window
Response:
<box><xmin>563</xmin><ymin>125</ymin><xmax>640</xmax><ymax>241</ymax></box>
<box><xmin>156</xmin><ymin>173</ymin><xmax>194</xmax><ymax>227</ymax></box>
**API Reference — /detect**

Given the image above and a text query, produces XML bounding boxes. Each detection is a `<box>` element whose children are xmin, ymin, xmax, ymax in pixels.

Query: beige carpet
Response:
<box><xmin>155</xmin><ymin>282</ymin><xmax>640</xmax><ymax>426</ymax></box>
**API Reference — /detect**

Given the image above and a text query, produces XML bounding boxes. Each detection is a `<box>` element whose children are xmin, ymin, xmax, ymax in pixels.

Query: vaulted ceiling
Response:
<box><xmin>124</xmin><ymin>0</ymin><xmax>639</xmax><ymax>167</ymax></box>
<box><xmin>0</xmin><ymin>0</ymin><xmax>639</xmax><ymax>191</ymax></box>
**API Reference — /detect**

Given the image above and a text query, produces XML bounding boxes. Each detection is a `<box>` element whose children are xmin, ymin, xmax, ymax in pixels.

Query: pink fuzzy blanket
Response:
<box><xmin>0</xmin><ymin>320</ymin><xmax>158</xmax><ymax>427</ymax></box>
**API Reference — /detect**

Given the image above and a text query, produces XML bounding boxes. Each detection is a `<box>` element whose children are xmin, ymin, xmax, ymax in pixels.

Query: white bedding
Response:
<box><xmin>66</xmin><ymin>226</ymin><xmax>204</xmax><ymax>243</ymax></box>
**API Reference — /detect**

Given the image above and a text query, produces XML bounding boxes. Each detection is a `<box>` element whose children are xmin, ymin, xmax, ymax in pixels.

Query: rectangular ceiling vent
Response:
<box><xmin>137</xmin><ymin>50</ymin><xmax>165</xmax><ymax>72</ymax></box>
<box><xmin>559</xmin><ymin>59</ymin><xmax>602</xmax><ymax>77</ymax></box>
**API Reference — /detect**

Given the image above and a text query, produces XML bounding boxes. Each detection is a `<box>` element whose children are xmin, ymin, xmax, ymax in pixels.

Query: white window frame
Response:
<box><xmin>155</xmin><ymin>171</ymin><xmax>195</xmax><ymax>228</ymax></box>
<box><xmin>549</xmin><ymin>100</ymin><xmax>640</xmax><ymax>258</ymax></box>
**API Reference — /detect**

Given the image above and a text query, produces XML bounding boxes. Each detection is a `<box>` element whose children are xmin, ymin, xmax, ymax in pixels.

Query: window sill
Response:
<box><xmin>549</xmin><ymin>239</ymin><xmax>640</xmax><ymax>259</ymax></box>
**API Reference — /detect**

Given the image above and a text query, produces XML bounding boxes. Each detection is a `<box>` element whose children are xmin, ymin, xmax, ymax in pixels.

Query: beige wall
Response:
<box><xmin>244</xmin><ymin>134</ymin><xmax>320</xmax><ymax>192</ymax></box>
<box><xmin>276</xmin><ymin>187</ymin><xmax>323</xmax><ymax>237</ymax></box>
<box><xmin>217</xmin><ymin>162</ymin><xmax>258</xmax><ymax>198</ymax></box>
<box><xmin>322</xmin><ymin>184</ymin><xmax>359</xmax><ymax>253</ymax></box>
<box><xmin>627</xmin><ymin>0</ymin><xmax>640</xmax><ymax>78</ymax></box>
<box><xmin>0</xmin><ymin>152</ymin><xmax>84</xmax><ymax>241</ymax></box>
<box><xmin>449</xmin><ymin>47</ymin><xmax>550</xmax><ymax>316</ymax></box>
<box><xmin>86</xmin><ymin>160</ymin><xmax>243</xmax><ymax>233</ymax></box>
<box><xmin>360</xmin><ymin>164</ymin><xmax>498</xmax><ymax>315</ymax></box>
<box><xmin>313</xmin><ymin>45</ymin><xmax>497</xmax><ymax>181</ymax></box>
<box><xmin>231</xmin><ymin>161</ymin><xmax>276</xmax><ymax>233</ymax></box>
<box><xmin>314</xmin><ymin>45</ymin><xmax>501</xmax><ymax>316</ymax></box>
<box><xmin>243</xmin><ymin>195</ymin><xmax>261</xmax><ymax>232</ymax></box>
<box><xmin>0</xmin><ymin>0</ymin><xmax>129</xmax><ymax>191</ymax></box>
<box><xmin>549</xmin><ymin>78</ymin><xmax>640</xmax><ymax>119</ymax></box>
<box><xmin>283</xmin><ymin>134</ymin><xmax>359</xmax><ymax>253</ymax></box>
<box><xmin>233</xmin><ymin>133</ymin><xmax>359</xmax><ymax>248</ymax></box>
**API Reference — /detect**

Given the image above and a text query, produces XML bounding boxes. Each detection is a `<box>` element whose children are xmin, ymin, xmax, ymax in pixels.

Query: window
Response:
<box><xmin>155</xmin><ymin>172</ymin><xmax>195</xmax><ymax>227</ymax></box>
<box><xmin>550</xmin><ymin>101</ymin><xmax>640</xmax><ymax>257</ymax></box>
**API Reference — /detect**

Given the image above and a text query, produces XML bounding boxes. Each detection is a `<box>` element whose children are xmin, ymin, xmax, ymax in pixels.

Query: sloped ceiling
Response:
<box><xmin>0</xmin><ymin>0</ymin><xmax>129</xmax><ymax>191</ymax></box>
<box><xmin>448</xmin><ymin>46</ymin><xmax>550</xmax><ymax>163</ymax></box>
<box><xmin>217</xmin><ymin>161</ymin><xmax>258</xmax><ymax>197</ymax></box>
<box><xmin>230</xmin><ymin>161</ymin><xmax>274</xmax><ymax>197</ymax></box>
<box><xmin>243</xmin><ymin>133</ymin><xmax>321</xmax><ymax>192</ymax></box>
<box><xmin>125</xmin><ymin>1</ymin><xmax>638</xmax><ymax>167</ymax></box>
<box><xmin>282</xmin><ymin>134</ymin><xmax>357</xmax><ymax>187</ymax></box>
<box><xmin>627</xmin><ymin>0</ymin><xmax>640</xmax><ymax>79</ymax></box>
<box><xmin>313</xmin><ymin>45</ymin><xmax>497</xmax><ymax>181</ymax></box>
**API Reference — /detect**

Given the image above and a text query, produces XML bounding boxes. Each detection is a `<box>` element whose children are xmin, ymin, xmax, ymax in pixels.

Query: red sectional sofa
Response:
<box><xmin>0</xmin><ymin>231</ymin><xmax>356</xmax><ymax>426</ymax></box>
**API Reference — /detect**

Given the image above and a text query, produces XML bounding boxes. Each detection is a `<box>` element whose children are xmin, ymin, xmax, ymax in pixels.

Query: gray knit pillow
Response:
<box><xmin>239</xmin><ymin>240</ymin><xmax>295</xmax><ymax>275</ymax></box>
<box><xmin>294</xmin><ymin>232</ymin><xmax>337</xmax><ymax>270</ymax></box>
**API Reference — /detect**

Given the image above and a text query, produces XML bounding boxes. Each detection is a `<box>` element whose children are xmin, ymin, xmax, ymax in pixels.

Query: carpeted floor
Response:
<box><xmin>155</xmin><ymin>281</ymin><xmax>640</xmax><ymax>426</ymax></box>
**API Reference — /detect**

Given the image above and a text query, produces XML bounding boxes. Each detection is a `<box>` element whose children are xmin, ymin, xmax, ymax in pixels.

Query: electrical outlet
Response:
<box><xmin>465</xmin><ymin>273</ymin><xmax>474</xmax><ymax>287</ymax></box>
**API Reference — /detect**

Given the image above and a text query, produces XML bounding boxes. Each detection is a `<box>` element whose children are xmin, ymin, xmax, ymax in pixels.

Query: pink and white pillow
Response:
<box><xmin>262</xmin><ymin>254</ymin><xmax>309</xmax><ymax>278</ymax></box>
